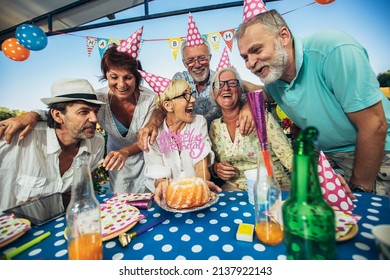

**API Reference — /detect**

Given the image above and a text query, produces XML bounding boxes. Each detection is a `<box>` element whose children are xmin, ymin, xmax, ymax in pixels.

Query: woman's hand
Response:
<box><xmin>214</xmin><ymin>161</ymin><xmax>238</xmax><ymax>181</ymax></box>
<box><xmin>153</xmin><ymin>179</ymin><xmax>169</xmax><ymax>207</ymax></box>
<box><xmin>102</xmin><ymin>149</ymin><xmax>129</xmax><ymax>171</ymax></box>
<box><xmin>205</xmin><ymin>180</ymin><xmax>222</xmax><ymax>193</ymax></box>
<box><xmin>0</xmin><ymin>112</ymin><xmax>39</xmax><ymax>144</ymax></box>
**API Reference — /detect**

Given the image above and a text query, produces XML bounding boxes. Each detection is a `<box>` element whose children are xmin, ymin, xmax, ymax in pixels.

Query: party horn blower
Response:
<box><xmin>1</xmin><ymin>231</ymin><xmax>51</xmax><ymax>260</ymax></box>
<box><xmin>246</xmin><ymin>90</ymin><xmax>273</xmax><ymax>176</ymax></box>
<box><xmin>119</xmin><ymin>218</ymin><xmax>165</xmax><ymax>247</ymax></box>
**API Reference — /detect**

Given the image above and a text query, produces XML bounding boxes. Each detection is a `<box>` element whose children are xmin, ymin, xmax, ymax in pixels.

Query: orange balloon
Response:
<box><xmin>1</xmin><ymin>38</ymin><xmax>30</xmax><ymax>61</ymax></box>
<box><xmin>315</xmin><ymin>0</ymin><xmax>335</xmax><ymax>4</ymax></box>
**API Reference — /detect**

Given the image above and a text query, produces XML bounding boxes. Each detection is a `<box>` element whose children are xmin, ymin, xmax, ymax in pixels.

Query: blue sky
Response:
<box><xmin>1</xmin><ymin>0</ymin><xmax>389</xmax><ymax>111</ymax></box>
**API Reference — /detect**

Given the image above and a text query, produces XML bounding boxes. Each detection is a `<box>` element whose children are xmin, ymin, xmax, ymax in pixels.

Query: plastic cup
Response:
<box><xmin>372</xmin><ymin>224</ymin><xmax>390</xmax><ymax>260</ymax></box>
<box><xmin>244</xmin><ymin>169</ymin><xmax>257</xmax><ymax>205</ymax></box>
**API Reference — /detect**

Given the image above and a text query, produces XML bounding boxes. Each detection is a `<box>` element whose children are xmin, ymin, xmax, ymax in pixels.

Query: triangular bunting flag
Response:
<box><xmin>86</xmin><ymin>36</ymin><xmax>97</xmax><ymax>57</ymax></box>
<box><xmin>168</xmin><ymin>37</ymin><xmax>182</xmax><ymax>60</ymax></box>
<box><xmin>108</xmin><ymin>38</ymin><xmax>122</xmax><ymax>46</ymax></box>
<box><xmin>98</xmin><ymin>38</ymin><xmax>109</xmax><ymax>58</ymax></box>
<box><xmin>207</xmin><ymin>32</ymin><xmax>221</xmax><ymax>53</ymax></box>
<box><xmin>219</xmin><ymin>29</ymin><xmax>235</xmax><ymax>52</ymax></box>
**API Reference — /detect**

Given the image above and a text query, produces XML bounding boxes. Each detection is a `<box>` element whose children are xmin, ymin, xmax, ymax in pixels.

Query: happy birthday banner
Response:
<box><xmin>3</xmin><ymin>1</ymin><xmax>332</xmax><ymax>62</ymax></box>
<box><xmin>81</xmin><ymin>26</ymin><xmax>237</xmax><ymax>60</ymax></box>
<box><xmin>78</xmin><ymin>1</ymin><xmax>319</xmax><ymax>59</ymax></box>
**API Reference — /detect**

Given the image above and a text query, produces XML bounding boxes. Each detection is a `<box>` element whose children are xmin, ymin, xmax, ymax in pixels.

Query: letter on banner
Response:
<box><xmin>219</xmin><ymin>29</ymin><xmax>235</xmax><ymax>52</ymax></box>
<box><xmin>168</xmin><ymin>37</ymin><xmax>182</xmax><ymax>60</ymax></box>
<box><xmin>98</xmin><ymin>38</ymin><xmax>109</xmax><ymax>58</ymax></box>
<box><xmin>207</xmin><ymin>32</ymin><xmax>221</xmax><ymax>53</ymax></box>
<box><xmin>86</xmin><ymin>36</ymin><xmax>97</xmax><ymax>57</ymax></box>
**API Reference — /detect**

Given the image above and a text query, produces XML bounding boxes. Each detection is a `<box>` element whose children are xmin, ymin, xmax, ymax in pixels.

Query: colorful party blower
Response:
<box><xmin>246</xmin><ymin>90</ymin><xmax>272</xmax><ymax>176</ymax></box>
<box><xmin>317</xmin><ymin>151</ymin><xmax>355</xmax><ymax>212</ymax></box>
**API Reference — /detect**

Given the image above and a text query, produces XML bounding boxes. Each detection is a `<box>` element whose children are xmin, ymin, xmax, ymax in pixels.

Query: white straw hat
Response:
<box><xmin>41</xmin><ymin>78</ymin><xmax>105</xmax><ymax>105</ymax></box>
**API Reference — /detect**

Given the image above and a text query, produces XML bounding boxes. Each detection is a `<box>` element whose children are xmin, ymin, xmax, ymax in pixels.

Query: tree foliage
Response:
<box><xmin>0</xmin><ymin>107</ymin><xmax>27</xmax><ymax>121</ymax></box>
<box><xmin>377</xmin><ymin>70</ymin><xmax>390</xmax><ymax>87</ymax></box>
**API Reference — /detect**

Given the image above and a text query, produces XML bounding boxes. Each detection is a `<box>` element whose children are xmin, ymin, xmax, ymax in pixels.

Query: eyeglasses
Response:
<box><xmin>213</xmin><ymin>79</ymin><xmax>239</xmax><ymax>89</ymax></box>
<box><xmin>183</xmin><ymin>55</ymin><xmax>211</xmax><ymax>67</ymax></box>
<box><xmin>172</xmin><ymin>91</ymin><xmax>194</xmax><ymax>103</ymax></box>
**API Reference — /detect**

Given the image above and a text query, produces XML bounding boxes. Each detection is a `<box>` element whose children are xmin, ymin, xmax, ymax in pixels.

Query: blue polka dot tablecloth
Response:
<box><xmin>1</xmin><ymin>192</ymin><xmax>389</xmax><ymax>260</ymax></box>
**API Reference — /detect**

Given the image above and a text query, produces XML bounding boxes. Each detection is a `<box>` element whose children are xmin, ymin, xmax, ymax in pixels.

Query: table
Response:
<box><xmin>1</xmin><ymin>191</ymin><xmax>389</xmax><ymax>260</ymax></box>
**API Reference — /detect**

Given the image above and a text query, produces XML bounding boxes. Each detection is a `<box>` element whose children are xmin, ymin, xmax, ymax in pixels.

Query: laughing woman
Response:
<box><xmin>141</xmin><ymin>76</ymin><xmax>221</xmax><ymax>204</ymax></box>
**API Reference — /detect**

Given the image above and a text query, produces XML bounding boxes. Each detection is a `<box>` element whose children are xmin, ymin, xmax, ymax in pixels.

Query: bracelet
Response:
<box><xmin>210</xmin><ymin>163</ymin><xmax>219</xmax><ymax>178</ymax></box>
<box><xmin>348</xmin><ymin>181</ymin><xmax>373</xmax><ymax>193</ymax></box>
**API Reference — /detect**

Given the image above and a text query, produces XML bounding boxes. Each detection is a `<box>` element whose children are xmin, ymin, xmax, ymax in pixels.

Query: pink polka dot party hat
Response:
<box><xmin>216</xmin><ymin>47</ymin><xmax>233</xmax><ymax>71</ymax></box>
<box><xmin>186</xmin><ymin>12</ymin><xmax>203</xmax><ymax>47</ymax></box>
<box><xmin>138</xmin><ymin>70</ymin><xmax>172</xmax><ymax>96</ymax></box>
<box><xmin>243</xmin><ymin>0</ymin><xmax>269</xmax><ymax>23</ymax></box>
<box><xmin>117</xmin><ymin>26</ymin><xmax>144</xmax><ymax>59</ymax></box>
<box><xmin>318</xmin><ymin>151</ymin><xmax>355</xmax><ymax>212</ymax></box>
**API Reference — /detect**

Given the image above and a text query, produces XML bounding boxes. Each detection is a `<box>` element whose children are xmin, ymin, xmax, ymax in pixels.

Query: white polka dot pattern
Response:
<box><xmin>243</xmin><ymin>0</ymin><xmax>269</xmax><ymax>23</ymax></box>
<box><xmin>318</xmin><ymin>151</ymin><xmax>354</xmax><ymax>211</ymax></box>
<box><xmin>216</xmin><ymin>47</ymin><xmax>233</xmax><ymax>71</ymax></box>
<box><xmin>116</xmin><ymin>26</ymin><xmax>143</xmax><ymax>59</ymax></box>
<box><xmin>1</xmin><ymin>192</ymin><xmax>388</xmax><ymax>260</ymax></box>
<box><xmin>138</xmin><ymin>70</ymin><xmax>171</xmax><ymax>95</ymax></box>
<box><xmin>186</xmin><ymin>13</ymin><xmax>203</xmax><ymax>47</ymax></box>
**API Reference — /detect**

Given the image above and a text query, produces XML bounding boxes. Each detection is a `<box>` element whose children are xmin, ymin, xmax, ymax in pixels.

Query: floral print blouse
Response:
<box><xmin>209</xmin><ymin>111</ymin><xmax>293</xmax><ymax>191</ymax></box>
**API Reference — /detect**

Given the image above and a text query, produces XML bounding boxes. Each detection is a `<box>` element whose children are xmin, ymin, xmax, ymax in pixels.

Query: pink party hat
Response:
<box><xmin>186</xmin><ymin>13</ymin><xmax>203</xmax><ymax>47</ymax></box>
<box><xmin>117</xmin><ymin>26</ymin><xmax>144</xmax><ymax>59</ymax></box>
<box><xmin>317</xmin><ymin>151</ymin><xmax>355</xmax><ymax>212</ymax></box>
<box><xmin>243</xmin><ymin>0</ymin><xmax>269</xmax><ymax>23</ymax></box>
<box><xmin>138</xmin><ymin>70</ymin><xmax>172</xmax><ymax>96</ymax></box>
<box><xmin>216</xmin><ymin>47</ymin><xmax>233</xmax><ymax>71</ymax></box>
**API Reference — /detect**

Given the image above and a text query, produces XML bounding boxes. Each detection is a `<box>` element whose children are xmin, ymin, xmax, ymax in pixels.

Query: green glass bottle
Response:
<box><xmin>282</xmin><ymin>127</ymin><xmax>336</xmax><ymax>259</ymax></box>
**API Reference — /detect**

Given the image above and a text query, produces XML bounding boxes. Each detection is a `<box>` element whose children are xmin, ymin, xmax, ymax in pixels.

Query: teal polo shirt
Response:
<box><xmin>265</xmin><ymin>29</ymin><xmax>390</xmax><ymax>152</ymax></box>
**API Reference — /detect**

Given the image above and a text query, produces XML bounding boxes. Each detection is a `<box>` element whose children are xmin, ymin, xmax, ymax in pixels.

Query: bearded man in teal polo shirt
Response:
<box><xmin>236</xmin><ymin>9</ymin><xmax>390</xmax><ymax>195</ymax></box>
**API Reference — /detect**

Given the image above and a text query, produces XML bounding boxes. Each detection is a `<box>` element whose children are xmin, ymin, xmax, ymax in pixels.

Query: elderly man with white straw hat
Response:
<box><xmin>0</xmin><ymin>78</ymin><xmax>105</xmax><ymax>212</ymax></box>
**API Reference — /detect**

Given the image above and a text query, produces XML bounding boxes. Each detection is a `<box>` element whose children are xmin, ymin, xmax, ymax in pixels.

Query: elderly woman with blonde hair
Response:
<box><xmin>141</xmin><ymin>75</ymin><xmax>221</xmax><ymax>205</ymax></box>
<box><xmin>209</xmin><ymin>67</ymin><xmax>293</xmax><ymax>191</ymax></box>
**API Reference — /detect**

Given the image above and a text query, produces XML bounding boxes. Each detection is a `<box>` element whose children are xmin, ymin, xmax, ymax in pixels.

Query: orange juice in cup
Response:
<box><xmin>68</xmin><ymin>233</ymin><xmax>103</xmax><ymax>260</ymax></box>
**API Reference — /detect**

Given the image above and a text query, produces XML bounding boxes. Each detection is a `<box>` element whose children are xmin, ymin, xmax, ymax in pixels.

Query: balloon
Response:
<box><xmin>1</xmin><ymin>38</ymin><xmax>30</xmax><ymax>61</ymax></box>
<box><xmin>315</xmin><ymin>0</ymin><xmax>335</xmax><ymax>4</ymax></box>
<box><xmin>15</xmin><ymin>24</ymin><xmax>48</xmax><ymax>51</ymax></box>
<box><xmin>276</xmin><ymin>105</ymin><xmax>288</xmax><ymax>121</ymax></box>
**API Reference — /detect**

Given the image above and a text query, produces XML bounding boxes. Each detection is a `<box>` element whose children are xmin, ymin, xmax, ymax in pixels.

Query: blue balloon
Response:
<box><xmin>15</xmin><ymin>24</ymin><xmax>48</xmax><ymax>51</ymax></box>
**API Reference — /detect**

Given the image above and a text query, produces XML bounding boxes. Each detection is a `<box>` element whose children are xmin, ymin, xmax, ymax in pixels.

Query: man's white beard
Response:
<box><xmin>260</xmin><ymin>40</ymin><xmax>288</xmax><ymax>84</ymax></box>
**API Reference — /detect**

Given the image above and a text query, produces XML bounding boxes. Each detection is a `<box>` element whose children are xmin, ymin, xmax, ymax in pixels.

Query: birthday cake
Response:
<box><xmin>166</xmin><ymin>177</ymin><xmax>211</xmax><ymax>209</ymax></box>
